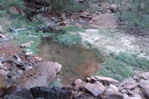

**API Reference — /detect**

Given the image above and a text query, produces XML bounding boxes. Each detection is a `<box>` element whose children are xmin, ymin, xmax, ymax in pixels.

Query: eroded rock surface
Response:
<box><xmin>11</xmin><ymin>61</ymin><xmax>62</xmax><ymax>89</ymax></box>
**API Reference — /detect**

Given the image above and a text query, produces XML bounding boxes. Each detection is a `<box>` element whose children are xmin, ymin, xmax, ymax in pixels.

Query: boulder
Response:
<box><xmin>85</xmin><ymin>82</ymin><xmax>105</xmax><ymax>97</ymax></box>
<box><xmin>89</xmin><ymin>13</ymin><xmax>118</xmax><ymax>29</ymax></box>
<box><xmin>11</xmin><ymin>61</ymin><xmax>62</xmax><ymax>89</ymax></box>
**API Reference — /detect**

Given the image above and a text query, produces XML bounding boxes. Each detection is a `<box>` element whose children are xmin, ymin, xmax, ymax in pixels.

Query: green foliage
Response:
<box><xmin>50</xmin><ymin>0</ymin><xmax>87</xmax><ymax>13</ymax></box>
<box><xmin>0</xmin><ymin>0</ymin><xmax>24</xmax><ymax>10</ymax></box>
<box><xmin>62</xmin><ymin>26</ymin><xmax>84</xmax><ymax>32</ymax></box>
<box><xmin>55</xmin><ymin>33</ymin><xmax>81</xmax><ymax>47</ymax></box>
<box><xmin>96</xmin><ymin>57</ymin><xmax>134</xmax><ymax>81</ymax></box>
<box><xmin>95</xmin><ymin>52</ymin><xmax>149</xmax><ymax>81</ymax></box>
<box><xmin>0</xmin><ymin>10</ymin><xmax>7</xmax><ymax>17</ymax></box>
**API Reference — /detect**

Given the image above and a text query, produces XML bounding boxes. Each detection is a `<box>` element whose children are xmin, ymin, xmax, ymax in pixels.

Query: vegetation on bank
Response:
<box><xmin>95</xmin><ymin>52</ymin><xmax>149</xmax><ymax>81</ymax></box>
<box><xmin>1</xmin><ymin>0</ymin><xmax>149</xmax><ymax>82</ymax></box>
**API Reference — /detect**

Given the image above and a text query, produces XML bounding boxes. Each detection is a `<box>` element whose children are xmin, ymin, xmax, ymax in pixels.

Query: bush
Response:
<box><xmin>55</xmin><ymin>33</ymin><xmax>81</xmax><ymax>47</ymax></box>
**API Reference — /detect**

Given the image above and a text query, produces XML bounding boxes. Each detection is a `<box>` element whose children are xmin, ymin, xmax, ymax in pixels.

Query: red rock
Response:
<box><xmin>11</xmin><ymin>61</ymin><xmax>62</xmax><ymax>89</ymax></box>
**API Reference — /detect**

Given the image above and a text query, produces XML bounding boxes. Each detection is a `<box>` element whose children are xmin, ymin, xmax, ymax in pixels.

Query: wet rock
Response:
<box><xmin>85</xmin><ymin>82</ymin><xmax>105</xmax><ymax>97</ymax></box>
<box><xmin>4</xmin><ymin>88</ymin><xmax>34</xmax><ymax>99</ymax></box>
<box><xmin>89</xmin><ymin>13</ymin><xmax>118</xmax><ymax>29</ymax></box>
<box><xmin>30</xmin><ymin>87</ymin><xmax>72</xmax><ymax>99</ymax></box>
<box><xmin>11</xmin><ymin>61</ymin><xmax>62</xmax><ymax>89</ymax></box>
<box><xmin>20</xmin><ymin>41</ymin><xmax>34</xmax><ymax>48</ymax></box>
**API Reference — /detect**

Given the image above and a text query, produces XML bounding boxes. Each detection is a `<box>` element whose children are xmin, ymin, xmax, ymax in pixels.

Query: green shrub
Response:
<box><xmin>55</xmin><ymin>33</ymin><xmax>81</xmax><ymax>47</ymax></box>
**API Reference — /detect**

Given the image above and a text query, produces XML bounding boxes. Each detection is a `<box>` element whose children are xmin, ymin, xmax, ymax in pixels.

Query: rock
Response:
<box><xmin>20</xmin><ymin>41</ymin><xmax>34</xmax><ymax>48</ymax></box>
<box><xmin>25</xmin><ymin>51</ymin><xmax>33</xmax><ymax>56</ymax></box>
<box><xmin>72</xmin><ymin>79</ymin><xmax>86</xmax><ymax>91</ymax></box>
<box><xmin>0</xmin><ymin>62</ymin><xmax>8</xmax><ymax>75</ymax></box>
<box><xmin>139</xmin><ymin>79</ymin><xmax>149</xmax><ymax>98</ymax></box>
<box><xmin>130</xmin><ymin>94</ymin><xmax>143</xmax><ymax>99</ymax></box>
<box><xmin>0</xmin><ymin>75</ymin><xmax>6</xmax><ymax>97</ymax></box>
<box><xmin>110</xmin><ymin>4</ymin><xmax>119</xmax><ymax>12</ymax></box>
<box><xmin>8</xmin><ymin>6</ymin><xmax>25</xmax><ymax>15</ymax></box>
<box><xmin>8</xmin><ymin>6</ymin><xmax>19</xmax><ymax>15</ymax></box>
<box><xmin>4</xmin><ymin>88</ymin><xmax>34</xmax><ymax>99</ymax></box>
<box><xmin>123</xmin><ymin>82</ymin><xmax>138</xmax><ymax>90</ymax></box>
<box><xmin>80</xmin><ymin>12</ymin><xmax>92</xmax><ymax>19</ymax></box>
<box><xmin>85</xmin><ymin>82</ymin><xmax>105</xmax><ymax>97</ymax></box>
<box><xmin>108</xmin><ymin>84</ymin><xmax>118</xmax><ymax>92</ymax></box>
<box><xmin>30</xmin><ymin>87</ymin><xmax>72</xmax><ymax>99</ymax></box>
<box><xmin>102</xmin><ymin>90</ymin><xmax>123</xmax><ymax>99</ymax></box>
<box><xmin>11</xmin><ymin>61</ymin><xmax>62</xmax><ymax>89</ymax></box>
<box><xmin>89</xmin><ymin>13</ymin><xmax>118</xmax><ymax>29</ymax></box>
<box><xmin>0</xmin><ymin>33</ymin><xmax>6</xmax><ymax>38</ymax></box>
<box><xmin>94</xmin><ymin>76</ymin><xmax>119</xmax><ymax>84</ymax></box>
<box><xmin>35</xmin><ymin>57</ymin><xmax>43</xmax><ymax>62</ymax></box>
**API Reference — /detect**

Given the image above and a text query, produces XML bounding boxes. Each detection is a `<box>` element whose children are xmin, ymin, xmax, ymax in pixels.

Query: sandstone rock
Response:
<box><xmin>94</xmin><ymin>76</ymin><xmax>119</xmax><ymax>84</ymax></box>
<box><xmin>20</xmin><ymin>41</ymin><xmax>34</xmax><ymax>48</ymax></box>
<box><xmin>85</xmin><ymin>82</ymin><xmax>105</xmax><ymax>97</ymax></box>
<box><xmin>11</xmin><ymin>61</ymin><xmax>62</xmax><ymax>89</ymax></box>
<box><xmin>89</xmin><ymin>13</ymin><xmax>118</xmax><ymax>29</ymax></box>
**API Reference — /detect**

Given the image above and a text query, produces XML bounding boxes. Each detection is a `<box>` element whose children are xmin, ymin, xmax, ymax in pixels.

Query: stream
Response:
<box><xmin>38</xmin><ymin>40</ymin><xmax>101</xmax><ymax>84</ymax></box>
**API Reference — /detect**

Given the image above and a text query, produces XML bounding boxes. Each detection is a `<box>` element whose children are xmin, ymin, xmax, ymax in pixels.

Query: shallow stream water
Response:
<box><xmin>39</xmin><ymin>40</ymin><xmax>101</xmax><ymax>84</ymax></box>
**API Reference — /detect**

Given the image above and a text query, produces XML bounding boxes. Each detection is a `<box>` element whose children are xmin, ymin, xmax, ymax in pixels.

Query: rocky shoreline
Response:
<box><xmin>0</xmin><ymin>53</ymin><xmax>148</xmax><ymax>99</ymax></box>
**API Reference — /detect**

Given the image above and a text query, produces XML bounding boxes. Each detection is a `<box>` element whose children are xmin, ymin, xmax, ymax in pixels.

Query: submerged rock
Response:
<box><xmin>10</xmin><ymin>61</ymin><xmax>62</xmax><ymax>90</ymax></box>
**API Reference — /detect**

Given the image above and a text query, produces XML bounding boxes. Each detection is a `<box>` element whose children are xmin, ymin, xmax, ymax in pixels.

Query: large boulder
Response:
<box><xmin>89</xmin><ymin>13</ymin><xmax>118</xmax><ymax>29</ymax></box>
<box><xmin>11</xmin><ymin>61</ymin><xmax>62</xmax><ymax>90</ymax></box>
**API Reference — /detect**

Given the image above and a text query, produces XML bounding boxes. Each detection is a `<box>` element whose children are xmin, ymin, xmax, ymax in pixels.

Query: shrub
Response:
<box><xmin>55</xmin><ymin>33</ymin><xmax>81</xmax><ymax>47</ymax></box>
